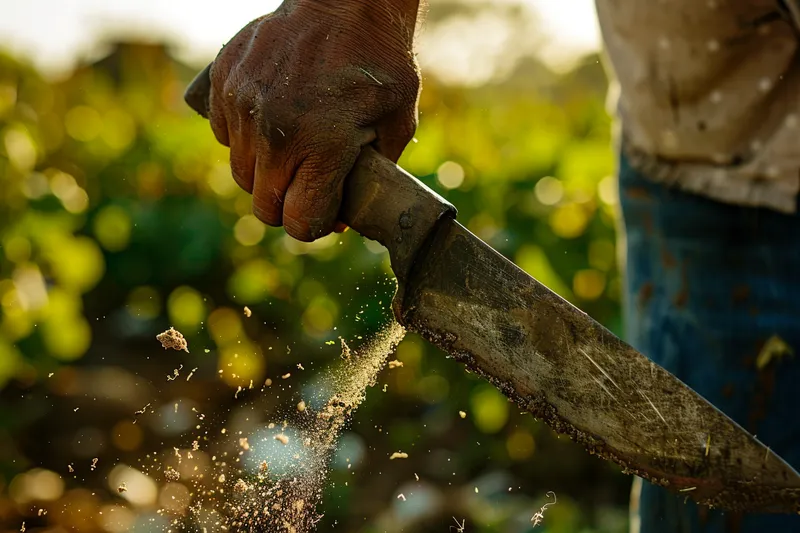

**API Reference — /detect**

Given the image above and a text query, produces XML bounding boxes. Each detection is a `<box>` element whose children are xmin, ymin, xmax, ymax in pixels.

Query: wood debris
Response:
<box><xmin>459</xmin><ymin>411</ymin><xmax>467</xmax><ymax>419</ymax></box>
<box><xmin>387</xmin><ymin>360</ymin><xmax>404</xmax><ymax>369</ymax></box>
<box><xmin>234</xmin><ymin>479</ymin><xmax>250</xmax><ymax>493</ymax></box>
<box><xmin>340</xmin><ymin>337</ymin><xmax>351</xmax><ymax>359</ymax></box>
<box><xmin>531</xmin><ymin>491</ymin><xmax>557</xmax><ymax>528</ymax></box>
<box><xmin>165</xmin><ymin>468</ymin><xmax>180</xmax><ymax>482</ymax></box>
<box><xmin>397</xmin><ymin>493</ymin><xmax>406</xmax><ymax>501</ymax></box>
<box><xmin>389</xmin><ymin>452</ymin><xmax>408</xmax><ymax>460</ymax></box>
<box><xmin>756</xmin><ymin>335</ymin><xmax>794</xmax><ymax>370</ymax></box>
<box><xmin>117</xmin><ymin>482</ymin><xmax>127</xmax><ymax>493</ymax></box>
<box><xmin>133</xmin><ymin>402</ymin><xmax>151</xmax><ymax>422</ymax></box>
<box><xmin>156</xmin><ymin>327</ymin><xmax>189</xmax><ymax>352</ymax></box>
<box><xmin>167</xmin><ymin>365</ymin><xmax>183</xmax><ymax>381</ymax></box>
<box><xmin>239</xmin><ymin>437</ymin><xmax>250</xmax><ymax>451</ymax></box>
<box><xmin>244</xmin><ymin>306</ymin><xmax>252</xmax><ymax>318</ymax></box>
<box><xmin>297</xmin><ymin>401</ymin><xmax>306</xmax><ymax>412</ymax></box>
<box><xmin>275</xmin><ymin>434</ymin><xmax>289</xmax><ymax>445</ymax></box>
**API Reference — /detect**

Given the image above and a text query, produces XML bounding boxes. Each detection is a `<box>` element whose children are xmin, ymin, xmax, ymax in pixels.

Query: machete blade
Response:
<box><xmin>399</xmin><ymin>218</ymin><xmax>800</xmax><ymax>514</ymax></box>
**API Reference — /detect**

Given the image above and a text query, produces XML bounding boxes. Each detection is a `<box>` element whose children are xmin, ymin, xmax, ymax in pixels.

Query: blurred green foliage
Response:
<box><xmin>0</xmin><ymin>39</ymin><xmax>628</xmax><ymax>533</ymax></box>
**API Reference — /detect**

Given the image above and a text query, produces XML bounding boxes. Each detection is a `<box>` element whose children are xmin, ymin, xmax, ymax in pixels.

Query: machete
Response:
<box><xmin>185</xmin><ymin>64</ymin><xmax>800</xmax><ymax>514</ymax></box>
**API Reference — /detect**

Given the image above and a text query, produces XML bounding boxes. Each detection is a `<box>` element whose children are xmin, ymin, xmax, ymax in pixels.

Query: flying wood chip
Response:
<box><xmin>157</xmin><ymin>327</ymin><xmax>189</xmax><ymax>352</ymax></box>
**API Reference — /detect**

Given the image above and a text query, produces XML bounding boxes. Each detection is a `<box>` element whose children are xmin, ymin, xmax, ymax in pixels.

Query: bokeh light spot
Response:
<box><xmin>208</xmin><ymin>307</ymin><xmax>243</xmax><ymax>344</ymax></box>
<box><xmin>9</xmin><ymin>468</ymin><xmax>64</xmax><ymax>504</ymax></box>
<box><xmin>4</xmin><ymin>126</ymin><xmax>37</xmax><ymax>170</ymax></box>
<box><xmin>93</xmin><ymin>205</ymin><xmax>132</xmax><ymax>252</ymax></box>
<box><xmin>436</xmin><ymin>160</ymin><xmax>465</xmax><ymax>189</ymax></box>
<box><xmin>470</xmin><ymin>384</ymin><xmax>509</xmax><ymax>434</ymax></box>
<box><xmin>47</xmin><ymin>236</ymin><xmax>105</xmax><ymax>292</ymax></box>
<box><xmin>111</xmin><ymin>419</ymin><xmax>143</xmax><ymax>452</ymax></box>
<box><xmin>534</xmin><ymin>176</ymin><xmax>564</xmax><ymax>205</ymax></box>
<box><xmin>549</xmin><ymin>203</ymin><xmax>589</xmax><ymax>239</ymax></box>
<box><xmin>42</xmin><ymin>315</ymin><xmax>91</xmax><ymax>361</ymax></box>
<box><xmin>167</xmin><ymin>286</ymin><xmax>206</xmax><ymax>332</ymax></box>
<box><xmin>126</xmin><ymin>286</ymin><xmax>161</xmax><ymax>320</ymax></box>
<box><xmin>573</xmin><ymin>269</ymin><xmax>607</xmax><ymax>300</ymax></box>
<box><xmin>234</xmin><ymin>214</ymin><xmax>265</xmax><ymax>246</ymax></box>
<box><xmin>218</xmin><ymin>345</ymin><xmax>264</xmax><ymax>386</ymax></box>
<box><xmin>507</xmin><ymin>429</ymin><xmax>536</xmax><ymax>460</ymax></box>
<box><xmin>227</xmin><ymin>259</ymin><xmax>279</xmax><ymax>303</ymax></box>
<box><xmin>65</xmin><ymin>105</ymin><xmax>102</xmax><ymax>142</ymax></box>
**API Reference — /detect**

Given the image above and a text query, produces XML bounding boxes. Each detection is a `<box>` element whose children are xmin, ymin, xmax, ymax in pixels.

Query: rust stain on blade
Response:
<box><xmin>398</xmin><ymin>219</ymin><xmax>800</xmax><ymax>514</ymax></box>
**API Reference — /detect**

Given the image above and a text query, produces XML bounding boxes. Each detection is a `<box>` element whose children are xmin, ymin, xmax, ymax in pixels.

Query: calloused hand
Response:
<box><xmin>207</xmin><ymin>1</ymin><xmax>421</xmax><ymax>241</ymax></box>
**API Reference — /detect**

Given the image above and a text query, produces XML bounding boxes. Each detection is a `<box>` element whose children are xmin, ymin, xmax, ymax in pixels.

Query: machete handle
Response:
<box><xmin>184</xmin><ymin>63</ymin><xmax>457</xmax><ymax>287</ymax></box>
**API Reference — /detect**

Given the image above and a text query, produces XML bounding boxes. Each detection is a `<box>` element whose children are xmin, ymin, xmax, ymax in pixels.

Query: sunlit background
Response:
<box><xmin>0</xmin><ymin>1</ymin><xmax>631</xmax><ymax>532</ymax></box>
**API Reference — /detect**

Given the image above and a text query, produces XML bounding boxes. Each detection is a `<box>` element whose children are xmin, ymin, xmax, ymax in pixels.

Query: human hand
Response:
<box><xmin>207</xmin><ymin>0</ymin><xmax>421</xmax><ymax>241</ymax></box>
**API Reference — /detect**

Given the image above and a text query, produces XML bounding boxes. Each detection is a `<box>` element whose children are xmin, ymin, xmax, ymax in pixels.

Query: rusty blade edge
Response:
<box><xmin>394</xmin><ymin>215</ymin><xmax>800</xmax><ymax>514</ymax></box>
<box><xmin>407</xmin><ymin>324</ymin><xmax>800</xmax><ymax>514</ymax></box>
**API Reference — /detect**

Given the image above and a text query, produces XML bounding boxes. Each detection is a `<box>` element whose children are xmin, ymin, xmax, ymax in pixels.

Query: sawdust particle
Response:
<box><xmin>459</xmin><ymin>410</ymin><xmax>467</xmax><ymax>419</ymax></box>
<box><xmin>340</xmin><ymin>337</ymin><xmax>351</xmax><ymax>359</ymax></box>
<box><xmin>244</xmin><ymin>306</ymin><xmax>252</xmax><ymax>317</ymax></box>
<box><xmin>390</xmin><ymin>452</ymin><xmax>408</xmax><ymax>460</ymax></box>
<box><xmin>387</xmin><ymin>360</ymin><xmax>403</xmax><ymax>369</ymax></box>
<box><xmin>164</xmin><ymin>468</ymin><xmax>180</xmax><ymax>482</ymax></box>
<box><xmin>234</xmin><ymin>479</ymin><xmax>250</xmax><ymax>493</ymax></box>
<box><xmin>275</xmin><ymin>434</ymin><xmax>289</xmax><ymax>445</ymax></box>
<box><xmin>297</xmin><ymin>401</ymin><xmax>306</xmax><ymax>412</ymax></box>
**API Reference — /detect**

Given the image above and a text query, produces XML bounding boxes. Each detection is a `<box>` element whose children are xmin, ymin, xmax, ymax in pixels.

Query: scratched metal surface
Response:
<box><xmin>399</xmin><ymin>219</ymin><xmax>800</xmax><ymax>514</ymax></box>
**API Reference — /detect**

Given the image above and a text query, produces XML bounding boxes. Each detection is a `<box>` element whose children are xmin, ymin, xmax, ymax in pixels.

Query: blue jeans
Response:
<box><xmin>618</xmin><ymin>152</ymin><xmax>800</xmax><ymax>533</ymax></box>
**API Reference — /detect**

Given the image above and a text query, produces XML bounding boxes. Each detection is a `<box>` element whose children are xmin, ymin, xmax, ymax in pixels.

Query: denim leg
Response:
<box><xmin>618</xmin><ymin>152</ymin><xmax>800</xmax><ymax>533</ymax></box>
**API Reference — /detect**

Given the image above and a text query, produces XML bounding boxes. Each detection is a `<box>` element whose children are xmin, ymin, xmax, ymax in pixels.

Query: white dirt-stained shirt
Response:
<box><xmin>596</xmin><ymin>0</ymin><xmax>800</xmax><ymax>213</ymax></box>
